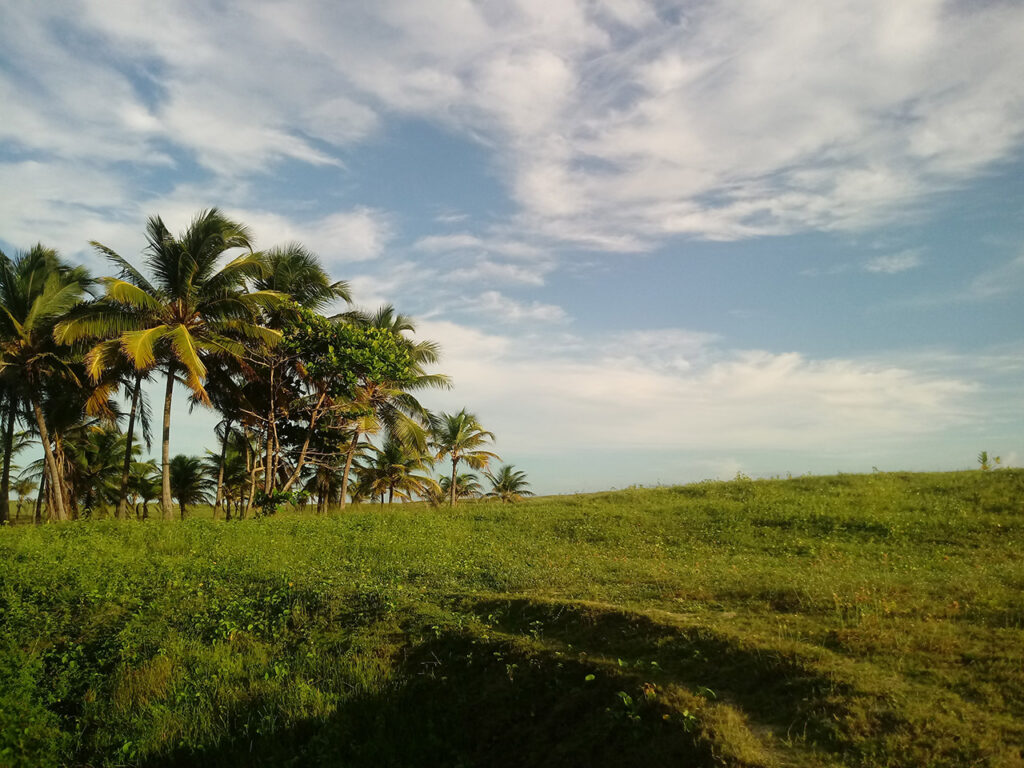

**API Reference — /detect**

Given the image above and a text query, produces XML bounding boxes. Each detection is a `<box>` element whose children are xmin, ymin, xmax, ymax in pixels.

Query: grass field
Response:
<box><xmin>1</xmin><ymin>469</ymin><xmax>1023</xmax><ymax>767</ymax></box>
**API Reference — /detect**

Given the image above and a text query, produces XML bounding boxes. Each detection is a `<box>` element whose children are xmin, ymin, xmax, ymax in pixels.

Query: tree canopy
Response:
<box><xmin>0</xmin><ymin>210</ymin><xmax>532</xmax><ymax>523</ymax></box>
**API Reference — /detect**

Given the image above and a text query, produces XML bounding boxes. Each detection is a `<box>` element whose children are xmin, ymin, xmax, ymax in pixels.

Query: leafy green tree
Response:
<box><xmin>281</xmin><ymin>305</ymin><xmax>418</xmax><ymax>507</ymax></box>
<box><xmin>76</xmin><ymin>209</ymin><xmax>281</xmax><ymax>518</ymax></box>
<box><xmin>316</xmin><ymin>305</ymin><xmax>451</xmax><ymax>510</ymax></box>
<box><xmin>484</xmin><ymin>464</ymin><xmax>534</xmax><ymax>503</ymax></box>
<box><xmin>169</xmin><ymin>454</ymin><xmax>213</xmax><ymax>520</ymax></box>
<box><xmin>248</xmin><ymin>244</ymin><xmax>351</xmax><ymax>495</ymax></box>
<box><xmin>431</xmin><ymin>410</ymin><xmax>498</xmax><ymax>506</ymax></box>
<box><xmin>0</xmin><ymin>245</ymin><xmax>92</xmax><ymax>521</ymax></box>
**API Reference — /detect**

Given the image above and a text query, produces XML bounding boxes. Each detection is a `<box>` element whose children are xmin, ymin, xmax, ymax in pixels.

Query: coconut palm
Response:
<box><xmin>0</xmin><ymin>394</ymin><xmax>21</xmax><ymax>523</ymax></box>
<box><xmin>0</xmin><ymin>423</ymin><xmax>33</xmax><ymax>523</ymax></box>
<box><xmin>484</xmin><ymin>464</ymin><xmax>534</xmax><ymax>503</ymax></box>
<box><xmin>431</xmin><ymin>409</ymin><xmax>498</xmax><ymax>506</ymax></box>
<box><xmin>11</xmin><ymin>474</ymin><xmax>37</xmax><ymax>522</ymax></box>
<box><xmin>254</xmin><ymin>244</ymin><xmax>351</xmax><ymax>311</ymax></box>
<box><xmin>64</xmin><ymin>209</ymin><xmax>282</xmax><ymax>519</ymax></box>
<box><xmin>129</xmin><ymin>460</ymin><xmax>160</xmax><ymax>520</ymax></box>
<box><xmin>0</xmin><ymin>245</ymin><xmax>92</xmax><ymax>521</ymax></box>
<box><xmin>439</xmin><ymin>472</ymin><xmax>483</xmax><ymax>503</ymax></box>
<box><xmin>358</xmin><ymin>436</ymin><xmax>438</xmax><ymax>506</ymax></box>
<box><xmin>305</xmin><ymin>458</ymin><xmax>344</xmax><ymax>514</ymax></box>
<box><xmin>202</xmin><ymin>430</ymin><xmax>251</xmax><ymax>519</ymax></box>
<box><xmin>64</xmin><ymin>423</ymin><xmax>134</xmax><ymax>516</ymax></box>
<box><xmin>169</xmin><ymin>454</ymin><xmax>213</xmax><ymax>520</ymax></box>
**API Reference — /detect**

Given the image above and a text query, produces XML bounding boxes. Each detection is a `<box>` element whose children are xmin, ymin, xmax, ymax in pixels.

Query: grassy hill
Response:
<box><xmin>1</xmin><ymin>470</ymin><xmax>1022</xmax><ymax>767</ymax></box>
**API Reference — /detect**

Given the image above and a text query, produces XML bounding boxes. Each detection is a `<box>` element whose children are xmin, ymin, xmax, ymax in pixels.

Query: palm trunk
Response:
<box><xmin>179</xmin><ymin>500</ymin><xmax>186</xmax><ymax>521</ymax></box>
<box><xmin>243</xmin><ymin>427</ymin><xmax>257</xmax><ymax>518</ymax></box>
<box><xmin>339</xmin><ymin>428</ymin><xmax>360</xmax><ymax>510</ymax></box>
<box><xmin>55</xmin><ymin>436</ymin><xmax>75</xmax><ymax>520</ymax></box>
<box><xmin>213</xmin><ymin>420</ymin><xmax>231</xmax><ymax>518</ymax></box>
<box><xmin>282</xmin><ymin>392</ymin><xmax>327</xmax><ymax>492</ymax></box>
<box><xmin>116</xmin><ymin>372</ymin><xmax>144</xmax><ymax>520</ymax></box>
<box><xmin>264</xmin><ymin>364</ymin><xmax>275</xmax><ymax>495</ymax></box>
<box><xmin>34</xmin><ymin>469</ymin><xmax>46</xmax><ymax>524</ymax></box>
<box><xmin>271</xmin><ymin>421</ymin><xmax>282</xmax><ymax>493</ymax></box>
<box><xmin>242</xmin><ymin>427</ymin><xmax>256</xmax><ymax>518</ymax></box>
<box><xmin>46</xmin><ymin>471</ymin><xmax>58</xmax><ymax>522</ymax></box>
<box><xmin>160</xmin><ymin>364</ymin><xmax>175</xmax><ymax>519</ymax></box>
<box><xmin>30</xmin><ymin>396</ymin><xmax>67</xmax><ymax>521</ymax></box>
<box><xmin>245</xmin><ymin>472</ymin><xmax>257</xmax><ymax>518</ymax></box>
<box><xmin>450</xmin><ymin>457</ymin><xmax>458</xmax><ymax>507</ymax></box>
<box><xmin>0</xmin><ymin>399</ymin><xmax>15</xmax><ymax>524</ymax></box>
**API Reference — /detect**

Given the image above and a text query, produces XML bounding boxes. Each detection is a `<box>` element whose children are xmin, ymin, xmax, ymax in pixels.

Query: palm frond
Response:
<box><xmin>166</xmin><ymin>325</ymin><xmax>208</xmax><ymax>399</ymax></box>
<box><xmin>99</xmin><ymin>278</ymin><xmax>163</xmax><ymax>311</ymax></box>
<box><xmin>120</xmin><ymin>325</ymin><xmax>169</xmax><ymax>370</ymax></box>
<box><xmin>90</xmin><ymin>241</ymin><xmax>157</xmax><ymax>294</ymax></box>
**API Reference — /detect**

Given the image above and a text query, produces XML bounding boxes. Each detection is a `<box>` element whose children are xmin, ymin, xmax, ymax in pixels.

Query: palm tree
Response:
<box><xmin>254</xmin><ymin>243</ymin><xmax>350</xmax><ymax>311</ymax></box>
<box><xmin>0</xmin><ymin>423</ymin><xmax>33</xmax><ymax>523</ymax></box>
<box><xmin>431</xmin><ymin>409</ymin><xmax>498</xmax><ymax>506</ymax></box>
<box><xmin>0</xmin><ymin>245</ymin><xmax>92</xmax><ymax>521</ymax></box>
<box><xmin>128</xmin><ymin>460</ymin><xmax>160</xmax><ymax>520</ymax></box>
<box><xmin>359</xmin><ymin>436</ymin><xmax>438</xmax><ymax>506</ymax></box>
<box><xmin>11</xmin><ymin>474</ymin><xmax>37</xmax><ymax>522</ymax></box>
<box><xmin>202</xmin><ymin>430</ymin><xmax>251</xmax><ymax>520</ymax></box>
<box><xmin>169</xmin><ymin>454</ymin><xmax>213</xmax><ymax>520</ymax></box>
<box><xmin>334</xmin><ymin>307</ymin><xmax>450</xmax><ymax>509</ymax></box>
<box><xmin>66</xmin><ymin>209</ymin><xmax>281</xmax><ymax>518</ymax></box>
<box><xmin>484</xmin><ymin>464</ymin><xmax>534</xmax><ymax>503</ymax></box>
<box><xmin>305</xmin><ymin>458</ymin><xmax>344</xmax><ymax>514</ymax></box>
<box><xmin>248</xmin><ymin>244</ymin><xmax>351</xmax><ymax>495</ymax></box>
<box><xmin>64</xmin><ymin>423</ymin><xmax>133</xmax><ymax>516</ymax></box>
<box><xmin>0</xmin><ymin>394</ymin><xmax>21</xmax><ymax>523</ymax></box>
<box><xmin>439</xmin><ymin>472</ymin><xmax>483</xmax><ymax>503</ymax></box>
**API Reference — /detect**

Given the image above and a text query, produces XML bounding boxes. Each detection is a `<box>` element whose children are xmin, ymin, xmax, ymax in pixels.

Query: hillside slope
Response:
<box><xmin>1</xmin><ymin>470</ymin><xmax>1022</xmax><ymax>766</ymax></box>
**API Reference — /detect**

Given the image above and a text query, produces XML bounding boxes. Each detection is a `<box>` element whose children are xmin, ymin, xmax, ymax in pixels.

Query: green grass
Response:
<box><xmin>2</xmin><ymin>469</ymin><xmax>1023</xmax><ymax>767</ymax></box>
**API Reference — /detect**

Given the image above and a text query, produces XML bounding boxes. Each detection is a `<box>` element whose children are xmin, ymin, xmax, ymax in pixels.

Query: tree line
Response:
<box><xmin>0</xmin><ymin>209</ymin><xmax>533</xmax><ymax>523</ymax></box>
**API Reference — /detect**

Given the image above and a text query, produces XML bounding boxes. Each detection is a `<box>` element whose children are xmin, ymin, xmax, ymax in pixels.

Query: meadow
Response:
<box><xmin>1</xmin><ymin>469</ymin><xmax>1022</xmax><ymax>767</ymax></box>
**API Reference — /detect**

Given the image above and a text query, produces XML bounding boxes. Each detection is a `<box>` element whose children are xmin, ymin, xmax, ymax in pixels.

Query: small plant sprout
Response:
<box><xmin>978</xmin><ymin>451</ymin><xmax>1001</xmax><ymax>471</ymax></box>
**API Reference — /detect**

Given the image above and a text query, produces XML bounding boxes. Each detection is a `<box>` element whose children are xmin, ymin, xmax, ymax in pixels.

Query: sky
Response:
<box><xmin>1</xmin><ymin>0</ymin><xmax>1023</xmax><ymax>494</ymax></box>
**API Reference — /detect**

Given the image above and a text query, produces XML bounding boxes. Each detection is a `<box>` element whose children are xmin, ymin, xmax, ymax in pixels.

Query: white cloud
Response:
<box><xmin>865</xmin><ymin>249</ymin><xmax>924</xmax><ymax>274</ymax></box>
<box><xmin>968</xmin><ymin>253</ymin><xmax>1024</xmax><ymax>299</ymax></box>
<box><xmin>0</xmin><ymin>160</ymin><xmax>135</xmax><ymax>263</ymax></box>
<box><xmin>449</xmin><ymin>260</ymin><xmax>550</xmax><ymax>287</ymax></box>
<box><xmin>414</xmin><ymin>233</ymin><xmax>544</xmax><ymax>260</ymax></box>
<box><xmin>417</xmin><ymin>319</ymin><xmax>982</xmax><ymax>464</ymax></box>
<box><xmin>209</xmin><ymin>206</ymin><xmax>393</xmax><ymax>264</ymax></box>
<box><xmin>7</xmin><ymin>1</ymin><xmax>1024</xmax><ymax>251</ymax></box>
<box><xmin>452</xmin><ymin>290</ymin><xmax>567</xmax><ymax>323</ymax></box>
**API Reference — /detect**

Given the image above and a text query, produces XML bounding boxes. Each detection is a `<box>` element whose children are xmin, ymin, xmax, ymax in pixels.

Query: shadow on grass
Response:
<box><xmin>139</xmin><ymin>631</ymin><xmax>716</xmax><ymax>768</ymax></box>
<box><xmin>462</xmin><ymin>597</ymin><xmax>844</xmax><ymax>746</ymax></box>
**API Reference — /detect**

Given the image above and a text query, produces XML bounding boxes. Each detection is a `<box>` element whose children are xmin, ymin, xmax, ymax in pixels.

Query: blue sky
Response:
<box><xmin>2</xmin><ymin>0</ymin><xmax>1023</xmax><ymax>493</ymax></box>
